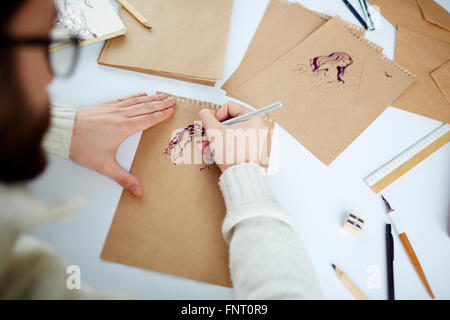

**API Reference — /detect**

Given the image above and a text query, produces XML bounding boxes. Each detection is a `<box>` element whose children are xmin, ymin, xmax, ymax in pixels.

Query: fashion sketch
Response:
<box><xmin>55</xmin><ymin>0</ymin><xmax>97</xmax><ymax>40</ymax></box>
<box><xmin>292</xmin><ymin>52</ymin><xmax>354</xmax><ymax>86</ymax></box>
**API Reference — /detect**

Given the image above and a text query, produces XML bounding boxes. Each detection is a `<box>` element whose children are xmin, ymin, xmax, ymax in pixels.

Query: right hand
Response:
<box><xmin>198</xmin><ymin>101</ymin><xmax>269</xmax><ymax>173</ymax></box>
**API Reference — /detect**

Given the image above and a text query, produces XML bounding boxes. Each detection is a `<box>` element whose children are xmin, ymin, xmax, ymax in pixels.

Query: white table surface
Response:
<box><xmin>30</xmin><ymin>0</ymin><xmax>450</xmax><ymax>299</ymax></box>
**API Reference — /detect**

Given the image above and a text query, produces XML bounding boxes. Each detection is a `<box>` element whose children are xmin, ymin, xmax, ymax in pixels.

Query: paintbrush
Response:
<box><xmin>381</xmin><ymin>195</ymin><xmax>434</xmax><ymax>299</ymax></box>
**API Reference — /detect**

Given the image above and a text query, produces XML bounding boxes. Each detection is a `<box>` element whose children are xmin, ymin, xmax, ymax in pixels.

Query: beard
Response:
<box><xmin>0</xmin><ymin>56</ymin><xmax>51</xmax><ymax>184</ymax></box>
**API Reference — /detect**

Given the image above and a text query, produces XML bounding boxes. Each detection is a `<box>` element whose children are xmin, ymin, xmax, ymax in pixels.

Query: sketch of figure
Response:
<box><xmin>55</xmin><ymin>0</ymin><xmax>97</xmax><ymax>40</ymax></box>
<box><xmin>292</xmin><ymin>52</ymin><xmax>353</xmax><ymax>85</ymax></box>
<box><xmin>163</xmin><ymin>123</ymin><xmax>213</xmax><ymax>170</ymax></box>
<box><xmin>84</xmin><ymin>0</ymin><xmax>93</xmax><ymax>8</ymax></box>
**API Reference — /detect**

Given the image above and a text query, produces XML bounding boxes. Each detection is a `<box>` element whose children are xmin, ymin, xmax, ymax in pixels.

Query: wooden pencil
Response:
<box><xmin>332</xmin><ymin>264</ymin><xmax>368</xmax><ymax>300</ymax></box>
<box><xmin>117</xmin><ymin>0</ymin><xmax>152</xmax><ymax>30</ymax></box>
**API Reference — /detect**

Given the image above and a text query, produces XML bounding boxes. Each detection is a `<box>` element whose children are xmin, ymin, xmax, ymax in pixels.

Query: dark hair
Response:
<box><xmin>0</xmin><ymin>1</ymin><xmax>26</xmax><ymax>31</ymax></box>
<box><xmin>0</xmin><ymin>0</ymin><xmax>51</xmax><ymax>183</ymax></box>
<box><xmin>310</xmin><ymin>52</ymin><xmax>353</xmax><ymax>83</ymax></box>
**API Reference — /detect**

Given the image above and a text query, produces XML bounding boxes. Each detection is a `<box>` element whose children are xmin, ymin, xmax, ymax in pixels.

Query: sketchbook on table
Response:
<box><xmin>51</xmin><ymin>0</ymin><xmax>126</xmax><ymax>50</ymax></box>
<box><xmin>238</xmin><ymin>16</ymin><xmax>415</xmax><ymax>166</ymax></box>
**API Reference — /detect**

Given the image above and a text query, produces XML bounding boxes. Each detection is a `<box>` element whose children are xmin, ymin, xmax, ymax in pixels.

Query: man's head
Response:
<box><xmin>0</xmin><ymin>0</ymin><xmax>56</xmax><ymax>183</ymax></box>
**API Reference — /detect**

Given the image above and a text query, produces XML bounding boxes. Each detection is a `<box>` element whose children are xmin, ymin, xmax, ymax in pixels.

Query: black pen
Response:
<box><xmin>386</xmin><ymin>223</ymin><xmax>395</xmax><ymax>300</ymax></box>
<box><xmin>342</xmin><ymin>0</ymin><xmax>369</xmax><ymax>30</ymax></box>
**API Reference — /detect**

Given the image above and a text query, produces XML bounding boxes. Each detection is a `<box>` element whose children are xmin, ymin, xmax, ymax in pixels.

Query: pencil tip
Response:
<box><xmin>331</xmin><ymin>263</ymin><xmax>336</xmax><ymax>270</ymax></box>
<box><xmin>381</xmin><ymin>194</ymin><xmax>386</xmax><ymax>201</ymax></box>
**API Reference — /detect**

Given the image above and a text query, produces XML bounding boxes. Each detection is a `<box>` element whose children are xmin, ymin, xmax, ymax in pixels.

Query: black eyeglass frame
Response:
<box><xmin>0</xmin><ymin>35</ymin><xmax>81</xmax><ymax>77</ymax></box>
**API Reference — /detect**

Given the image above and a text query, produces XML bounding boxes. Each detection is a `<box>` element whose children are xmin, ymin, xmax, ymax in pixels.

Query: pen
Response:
<box><xmin>381</xmin><ymin>195</ymin><xmax>434</xmax><ymax>299</ymax></box>
<box><xmin>117</xmin><ymin>0</ymin><xmax>152</xmax><ymax>30</ymax></box>
<box><xmin>360</xmin><ymin>0</ymin><xmax>375</xmax><ymax>30</ymax></box>
<box><xmin>386</xmin><ymin>223</ymin><xmax>395</xmax><ymax>300</ymax></box>
<box><xmin>342</xmin><ymin>0</ymin><xmax>369</xmax><ymax>30</ymax></box>
<box><xmin>200</xmin><ymin>101</ymin><xmax>282</xmax><ymax>136</ymax></box>
<box><xmin>331</xmin><ymin>264</ymin><xmax>368</xmax><ymax>300</ymax></box>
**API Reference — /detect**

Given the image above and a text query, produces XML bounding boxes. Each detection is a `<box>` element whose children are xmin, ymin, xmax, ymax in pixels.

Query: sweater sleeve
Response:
<box><xmin>42</xmin><ymin>103</ymin><xmax>77</xmax><ymax>158</ymax></box>
<box><xmin>218</xmin><ymin>163</ymin><xmax>323</xmax><ymax>299</ymax></box>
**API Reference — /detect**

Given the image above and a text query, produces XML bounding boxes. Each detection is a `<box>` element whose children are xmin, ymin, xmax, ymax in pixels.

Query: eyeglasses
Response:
<box><xmin>0</xmin><ymin>28</ymin><xmax>81</xmax><ymax>77</ymax></box>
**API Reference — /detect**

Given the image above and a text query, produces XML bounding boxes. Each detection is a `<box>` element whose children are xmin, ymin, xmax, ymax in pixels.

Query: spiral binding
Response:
<box><xmin>332</xmin><ymin>16</ymin><xmax>416</xmax><ymax>79</ymax></box>
<box><xmin>276</xmin><ymin>0</ymin><xmax>365</xmax><ymax>36</ymax></box>
<box><xmin>278</xmin><ymin>0</ymin><xmax>390</xmax><ymax>57</ymax></box>
<box><xmin>157</xmin><ymin>92</ymin><xmax>275</xmax><ymax>123</ymax></box>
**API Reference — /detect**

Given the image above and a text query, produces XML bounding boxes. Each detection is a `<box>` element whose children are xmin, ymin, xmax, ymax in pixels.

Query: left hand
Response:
<box><xmin>69</xmin><ymin>92</ymin><xmax>176</xmax><ymax>197</ymax></box>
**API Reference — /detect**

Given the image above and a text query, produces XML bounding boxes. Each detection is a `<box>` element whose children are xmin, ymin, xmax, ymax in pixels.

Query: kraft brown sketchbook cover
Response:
<box><xmin>222</xmin><ymin>0</ymin><xmax>366</xmax><ymax>103</ymax></box>
<box><xmin>239</xmin><ymin>17</ymin><xmax>415</xmax><ymax>165</ymax></box>
<box><xmin>98</xmin><ymin>0</ymin><xmax>234</xmax><ymax>86</ymax></box>
<box><xmin>101</xmin><ymin>95</ymin><xmax>230</xmax><ymax>287</ymax></box>
<box><xmin>101</xmin><ymin>94</ymin><xmax>273</xmax><ymax>287</ymax></box>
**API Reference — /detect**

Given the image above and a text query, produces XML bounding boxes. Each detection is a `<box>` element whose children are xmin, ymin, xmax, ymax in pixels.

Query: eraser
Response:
<box><xmin>342</xmin><ymin>213</ymin><xmax>365</xmax><ymax>235</ymax></box>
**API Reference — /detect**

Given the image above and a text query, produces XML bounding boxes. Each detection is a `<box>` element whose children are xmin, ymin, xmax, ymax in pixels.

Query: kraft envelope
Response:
<box><xmin>239</xmin><ymin>17</ymin><xmax>415</xmax><ymax>165</ymax></box>
<box><xmin>370</xmin><ymin>0</ymin><xmax>450</xmax><ymax>43</ymax></box>
<box><xmin>431</xmin><ymin>60</ymin><xmax>450</xmax><ymax>103</ymax></box>
<box><xmin>394</xmin><ymin>25</ymin><xmax>450</xmax><ymax>122</ymax></box>
<box><xmin>222</xmin><ymin>0</ymin><xmax>365</xmax><ymax>103</ymax></box>
<box><xmin>98</xmin><ymin>0</ymin><xmax>234</xmax><ymax>86</ymax></box>
<box><xmin>416</xmin><ymin>0</ymin><xmax>450</xmax><ymax>31</ymax></box>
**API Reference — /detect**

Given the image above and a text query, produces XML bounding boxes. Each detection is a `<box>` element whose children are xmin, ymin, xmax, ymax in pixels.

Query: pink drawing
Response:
<box><xmin>163</xmin><ymin>123</ymin><xmax>213</xmax><ymax>171</ymax></box>
<box><xmin>292</xmin><ymin>52</ymin><xmax>353</xmax><ymax>84</ymax></box>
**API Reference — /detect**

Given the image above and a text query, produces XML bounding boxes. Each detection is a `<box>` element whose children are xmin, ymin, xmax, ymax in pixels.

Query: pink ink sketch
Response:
<box><xmin>163</xmin><ymin>123</ymin><xmax>214</xmax><ymax>171</ymax></box>
<box><xmin>292</xmin><ymin>52</ymin><xmax>353</xmax><ymax>85</ymax></box>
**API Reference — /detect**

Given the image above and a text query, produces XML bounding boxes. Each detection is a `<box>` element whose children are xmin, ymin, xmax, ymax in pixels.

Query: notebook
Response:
<box><xmin>238</xmin><ymin>16</ymin><xmax>415</xmax><ymax>165</ymax></box>
<box><xmin>101</xmin><ymin>93</ymin><xmax>273</xmax><ymax>287</ymax></box>
<box><xmin>52</xmin><ymin>0</ymin><xmax>126</xmax><ymax>49</ymax></box>
<box><xmin>98</xmin><ymin>0</ymin><xmax>234</xmax><ymax>86</ymax></box>
<box><xmin>222</xmin><ymin>0</ymin><xmax>367</xmax><ymax>103</ymax></box>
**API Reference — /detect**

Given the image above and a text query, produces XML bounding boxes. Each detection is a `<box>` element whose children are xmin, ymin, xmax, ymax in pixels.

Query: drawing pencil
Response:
<box><xmin>117</xmin><ymin>0</ymin><xmax>152</xmax><ymax>30</ymax></box>
<box><xmin>381</xmin><ymin>195</ymin><xmax>434</xmax><ymax>299</ymax></box>
<box><xmin>360</xmin><ymin>0</ymin><xmax>375</xmax><ymax>30</ymax></box>
<box><xmin>386</xmin><ymin>223</ymin><xmax>395</xmax><ymax>300</ymax></box>
<box><xmin>332</xmin><ymin>264</ymin><xmax>368</xmax><ymax>300</ymax></box>
<box><xmin>342</xmin><ymin>0</ymin><xmax>368</xmax><ymax>30</ymax></box>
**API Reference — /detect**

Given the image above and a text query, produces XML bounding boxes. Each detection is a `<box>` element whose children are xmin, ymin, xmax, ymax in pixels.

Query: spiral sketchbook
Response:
<box><xmin>222</xmin><ymin>0</ymin><xmax>367</xmax><ymax>103</ymax></box>
<box><xmin>238</xmin><ymin>16</ymin><xmax>415</xmax><ymax>165</ymax></box>
<box><xmin>101</xmin><ymin>93</ymin><xmax>273</xmax><ymax>287</ymax></box>
<box><xmin>98</xmin><ymin>0</ymin><xmax>234</xmax><ymax>86</ymax></box>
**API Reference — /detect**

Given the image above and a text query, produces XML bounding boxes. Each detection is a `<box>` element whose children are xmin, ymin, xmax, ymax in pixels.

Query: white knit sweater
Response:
<box><xmin>0</xmin><ymin>104</ymin><xmax>322</xmax><ymax>299</ymax></box>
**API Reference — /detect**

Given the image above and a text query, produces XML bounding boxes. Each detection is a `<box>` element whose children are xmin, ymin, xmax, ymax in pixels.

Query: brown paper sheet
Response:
<box><xmin>102</xmin><ymin>93</ymin><xmax>274</xmax><ymax>287</ymax></box>
<box><xmin>98</xmin><ymin>0</ymin><xmax>234</xmax><ymax>86</ymax></box>
<box><xmin>101</xmin><ymin>94</ymin><xmax>231</xmax><ymax>287</ymax></box>
<box><xmin>370</xmin><ymin>0</ymin><xmax>450</xmax><ymax>43</ymax></box>
<box><xmin>416</xmin><ymin>0</ymin><xmax>450</xmax><ymax>31</ymax></box>
<box><xmin>222</xmin><ymin>0</ymin><xmax>366</xmax><ymax>102</ymax></box>
<box><xmin>430</xmin><ymin>60</ymin><xmax>450</xmax><ymax>103</ymax></box>
<box><xmin>393</xmin><ymin>25</ymin><xmax>450</xmax><ymax>122</ymax></box>
<box><xmin>238</xmin><ymin>17</ymin><xmax>415</xmax><ymax>165</ymax></box>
